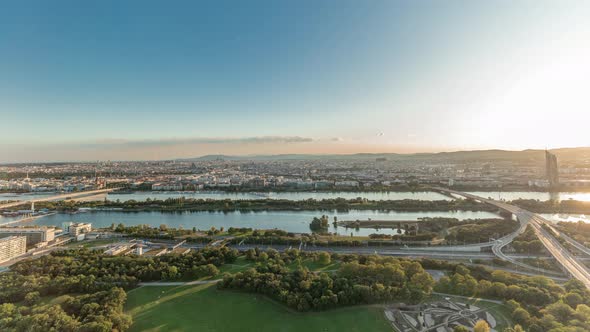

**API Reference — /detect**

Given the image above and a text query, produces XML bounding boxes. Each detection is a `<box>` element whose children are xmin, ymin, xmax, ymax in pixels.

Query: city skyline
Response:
<box><xmin>2</xmin><ymin>0</ymin><xmax>590</xmax><ymax>161</ymax></box>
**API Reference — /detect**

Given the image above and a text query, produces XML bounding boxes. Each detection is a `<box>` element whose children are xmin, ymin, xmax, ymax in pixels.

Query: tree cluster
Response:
<box><xmin>309</xmin><ymin>215</ymin><xmax>330</xmax><ymax>232</ymax></box>
<box><xmin>218</xmin><ymin>250</ymin><xmax>434</xmax><ymax>311</ymax></box>
<box><xmin>435</xmin><ymin>264</ymin><xmax>590</xmax><ymax>332</ymax></box>
<box><xmin>0</xmin><ymin>247</ymin><xmax>238</xmax><ymax>331</ymax></box>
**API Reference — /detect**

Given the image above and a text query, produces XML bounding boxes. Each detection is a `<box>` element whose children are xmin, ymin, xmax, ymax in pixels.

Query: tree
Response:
<box><xmin>115</xmin><ymin>223</ymin><xmax>125</xmax><ymax>232</ymax></box>
<box><xmin>564</xmin><ymin>279</ymin><xmax>586</xmax><ymax>293</ymax></box>
<box><xmin>455</xmin><ymin>265</ymin><xmax>470</xmax><ymax>276</ymax></box>
<box><xmin>245</xmin><ymin>249</ymin><xmax>257</xmax><ymax>261</ymax></box>
<box><xmin>410</xmin><ymin>272</ymin><xmax>435</xmax><ymax>293</ymax></box>
<box><xmin>454</xmin><ymin>326</ymin><xmax>469</xmax><ymax>332</ymax></box>
<box><xmin>543</xmin><ymin>301</ymin><xmax>575</xmax><ymax>323</ymax></box>
<box><xmin>575</xmin><ymin>304</ymin><xmax>590</xmax><ymax>322</ymax></box>
<box><xmin>24</xmin><ymin>291</ymin><xmax>40</xmax><ymax>306</ymax></box>
<box><xmin>503</xmin><ymin>325</ymin><xmax>525</xmax><ymax>332</ymax></box>
<box><xmin>474</xmin><ymin>320</ymin><xmax>490</xmax><ymax>332</ymax></box>
<box><xmin>163</xmin><ymin>266</ymin><xmax>179</xmax><ymax>280</ymax></box>
<box><xmin>317</xmin><ymin>252</ymin><xmax>331</xmax><ymax>265</ymax></box>
<box><xmin>258</xmin><ymin>252</ymin><xmax>269</xmax><ymax>262</ymax></box>
<box><xmin>512</xmin><ymin>307</ymin><xmax>531</xmax><ymax>326</ymax></box>
<box><xmin>564</xmin><ymin>292</ymin><xmax>583</xmax><ymax>309</ymax></box>
<box><xmin>310</xmin><ymin>216</ymin><xmax>329</xmax><ymax>232</ymax></box>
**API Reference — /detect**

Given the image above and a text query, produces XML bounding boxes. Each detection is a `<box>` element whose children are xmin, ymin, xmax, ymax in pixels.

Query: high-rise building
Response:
<box><xmin>0</xmin><ymin>236</ymin><xmax>27</xmax><ymax>263</ymax></box>
<box><xmin>545</xmin><ymin>150</ymin><xmax>559</xmax><ymax>187</ymax></box>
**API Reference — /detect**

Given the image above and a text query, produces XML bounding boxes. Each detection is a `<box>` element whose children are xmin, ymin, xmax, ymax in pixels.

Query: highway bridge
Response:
<box><xmin>435</xmin><ymin>187</ymin><xmax>590</xmax><ymax>289</ymax></box>
<box><xmin>0</xmin><ymin>188</ymin><xmax>117</xmax><ymax>210</ymax></box>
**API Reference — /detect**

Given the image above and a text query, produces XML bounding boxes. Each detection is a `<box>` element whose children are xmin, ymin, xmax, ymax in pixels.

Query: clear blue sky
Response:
<box><xmin>1</xmin><ymin>1</ymin><xmax>589</xmax><ymax>161</ymax></box>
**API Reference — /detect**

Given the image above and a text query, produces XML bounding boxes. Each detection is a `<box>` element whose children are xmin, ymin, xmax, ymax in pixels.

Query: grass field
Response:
<box><xmin>66</xmin><ymin>238</ymin><xmax>122</xmax><ymax>248</ymax></box>
<box><xmin>125</xmin><ymin>284</ymin><xmax>393</xmax><ymax>332</ymax></box>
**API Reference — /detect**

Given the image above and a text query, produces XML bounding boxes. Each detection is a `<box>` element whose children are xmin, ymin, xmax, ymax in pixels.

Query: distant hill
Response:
<box><xmin>179</xmin><ymin>147</ymin><xmax>590</xmax><ymax>163</ymax></box>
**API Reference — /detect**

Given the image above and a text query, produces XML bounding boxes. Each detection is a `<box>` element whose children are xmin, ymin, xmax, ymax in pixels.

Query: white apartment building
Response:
<box><xmin>63</xmin><ymin>222</ymin><xmax>92</xmax><ymax>236</ymax></box>
<box><xmin>0</xmin><ymin>236</ymin><xmax>27</xmax><ymax>263</ymax></box>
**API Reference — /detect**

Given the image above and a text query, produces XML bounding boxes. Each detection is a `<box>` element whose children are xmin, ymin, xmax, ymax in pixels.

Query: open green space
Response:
<box><xmin>286</xmin><ymin>257</ymin><xmax>342</xmax><ymax>272</ymax></box>
<box><xmin>212</xmin><ymin>256</ymin><xmax>256</xmax><ymax>277</ymax></box>
<box><xmin>125</xmin><ymin>284</ymin><xmax>393</xmax><ymax>332</ymax></box>
<box><xmin>67</xmin><ymin>237</ymin><xmax>122</xmax><ymax>248</ymax></box>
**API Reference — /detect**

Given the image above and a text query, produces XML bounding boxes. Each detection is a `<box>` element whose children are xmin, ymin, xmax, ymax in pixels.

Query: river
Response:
<box><xmin>0</xmin><ymin>210</ymin><xmax>501</xmax><ymax>236</ymax></box>
<box><xmin>4</xmin><ymin>190</ymin><xmax>590</xmax><ymax>202</ymax></box>
<box><xmin>542</xmin><ymin>213</ymin><xmax>590</xmax><ymax>224</ymax></box>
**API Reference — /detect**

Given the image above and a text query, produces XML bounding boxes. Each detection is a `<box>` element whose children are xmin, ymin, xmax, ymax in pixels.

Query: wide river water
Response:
<box><xmin>0</xmin><ymin>210</ymin><xmax>501</xmax><ymax>236</ymax></box>
<box><xmin>3</xmin><ymin>190</ymin><xmax>590</xmax><ymax>202</ymax></box>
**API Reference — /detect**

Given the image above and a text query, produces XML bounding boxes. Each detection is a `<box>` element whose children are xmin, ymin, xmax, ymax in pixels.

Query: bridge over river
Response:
<box><xmin>0</xmin><ymin>189</ymin><xmax>117</xmax><ymax>210</ymax></box>
<box><xmin>433</xmin><ymin>188</ymin><xmax>590</xmax><ymax>289</ymax></box>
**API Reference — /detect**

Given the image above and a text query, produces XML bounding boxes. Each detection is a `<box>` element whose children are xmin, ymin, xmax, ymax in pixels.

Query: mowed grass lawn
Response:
<box><xmin>125</xmin><ymin>284</ymin><xmax>393</xmax><ymax>332</ymax></box>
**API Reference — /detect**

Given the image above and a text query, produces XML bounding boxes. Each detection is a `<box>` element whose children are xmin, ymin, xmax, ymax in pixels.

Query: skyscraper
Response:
<box><xmin>545</xmin><ymin>150</ymin><xmax>559</xmax><ymax>188</ymax></box>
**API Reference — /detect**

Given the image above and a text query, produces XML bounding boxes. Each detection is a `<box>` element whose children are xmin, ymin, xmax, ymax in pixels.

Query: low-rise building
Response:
<box><xmin>151</xmin><ymin>183</ymin><xmax>183</xmax><ymax>191</ymax></box>
<box><xmin>143</xmin><ymin>248</ymin><xmax>167</xmax><ymax>257</ymax></box>
<box><xmin>335</xmin><ymin>181</ymin><xmax>359</xmax><ymax>187</ymax></box>
<box><xmin>0</xmin><ymin>227</ymin><xmax>55</xmax><ymax>246</ymax></box>
<box><xmin>63</xmin><ymin>222</ymin><xmax>92</xmax><ymax>236</ymax></box>
<box><xmin>104</xmin><ymin>244</ymin><xmax>134</xmax><ymax>256</ymax></box>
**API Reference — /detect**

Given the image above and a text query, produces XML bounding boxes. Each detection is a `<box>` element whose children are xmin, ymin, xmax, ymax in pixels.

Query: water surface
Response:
<box><xmin>1</xmin><ymin>210</ymin><xmax>500</xmax><ymax>236</ymax></box>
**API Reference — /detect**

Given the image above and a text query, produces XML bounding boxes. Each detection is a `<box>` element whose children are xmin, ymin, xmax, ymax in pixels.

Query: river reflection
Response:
<box><xmin>1</xmin><ymin>210</ymin><xmax>501</xmax><ymax>235</ymax></box>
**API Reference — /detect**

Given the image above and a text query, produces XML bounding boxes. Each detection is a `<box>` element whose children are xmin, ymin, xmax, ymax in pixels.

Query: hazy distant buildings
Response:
<box><xmin>0</xmin><ymin>236</ymin><xmax>27</xmax><ymax>263</ymax></box>
<box><xmin>335</xmin><ymin>181</ymin><xmax>359</xmax><ymax>188</ymax></box>
<box><xmin>152</xmin><ymin>183</ymin><xmax>183</xmax><ymax>191</ymax></box>
<box><xmin>545</xmin><ymin>150</ymin><xmax>559</xmax><ymax>187</ymax></box>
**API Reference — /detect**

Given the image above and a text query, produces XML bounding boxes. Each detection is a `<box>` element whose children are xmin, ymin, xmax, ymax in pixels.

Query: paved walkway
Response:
<box><xmin>138</xmin><ymin>279</ymin><xmax>221</xmax><ymax>286</ymax></box>
<box><xmin>432</xmin><ymin>292</ymin><xmax>504</xmax><ymax>305</ymax></box>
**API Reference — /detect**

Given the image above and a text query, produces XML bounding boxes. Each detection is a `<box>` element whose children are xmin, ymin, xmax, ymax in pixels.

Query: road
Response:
<box><xmin>527</xmin><ymin>213</ymin><xmax>590</xmax><ymax>289</ymax></box>
<box><xmin>434</xmin><ymin>188</ymin><xmax>561</xmax><ymax>274</ymax></box>
<box><xmin>435</xmin><ymin>188</ymin><xmax>590</xmax><ymax>289</ymax></box>
<box><xmin>543</xmin><ymin>223</ymin><xmax>590</xmax><ymax>257</ymax></box>
<box><xmin>138</xmin><ymin>280</ymin><xmax>220</xmax><ymax>286</ymax></box>
<box><xmin>0</xmin><ymin>188</ymin><xmax>117</xmax><ymax>210</ymax></box>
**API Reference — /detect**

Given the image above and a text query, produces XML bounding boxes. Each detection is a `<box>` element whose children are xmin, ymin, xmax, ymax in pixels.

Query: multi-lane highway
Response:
<box><xmin>544</xmin><ymin>222</ymin><xmax>590</xmax><ymax>257</ymax></box>
<box><xmin>436</xmin><ymin>187</ymin><xmax>590</xmax><ymax>289</ymax></box>
<box><xmin>527</xmin><ymin>213</ymin><xmax>590</xmax><ymax>289</ymax></box>
<box><xmin>0</xmin><ymin>188</ymin><xmax>117</xmax><ymax>210</ymax></box>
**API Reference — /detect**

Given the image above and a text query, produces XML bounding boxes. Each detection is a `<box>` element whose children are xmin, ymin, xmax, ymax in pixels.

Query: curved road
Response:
<box><xmin>435</xmin><ymin>188</ymin><xmax>590</xmax><ymax>289</ymax></box>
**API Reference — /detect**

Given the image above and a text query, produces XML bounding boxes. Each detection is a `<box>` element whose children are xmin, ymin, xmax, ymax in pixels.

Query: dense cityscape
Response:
<box><xmin>3</xmin><ymin>148</ymin><xmax>590</xmax><ymax>194</ymax></box>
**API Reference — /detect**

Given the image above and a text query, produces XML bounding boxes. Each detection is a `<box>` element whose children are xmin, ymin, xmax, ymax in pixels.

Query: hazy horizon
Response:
<box><xmin>2</xmin><ymin>0</ymin><xmax>590</xmax><ymax>162</ymax></box>
<box><xmin>1</xmin><ymin>143</ymin><xmax>588</xmax><ymax>164</ymax></box>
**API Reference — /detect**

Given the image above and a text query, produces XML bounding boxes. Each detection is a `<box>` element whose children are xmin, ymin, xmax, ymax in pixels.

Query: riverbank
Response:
<box><xmin>5</xmin><ymin>190</ymin><xmax>590</xmax><ymax>204</ymax></box>
<box><xmin>23</xmin><ymin>198</ymin><xmax>498</xmax><ymax>216</ymax></box>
